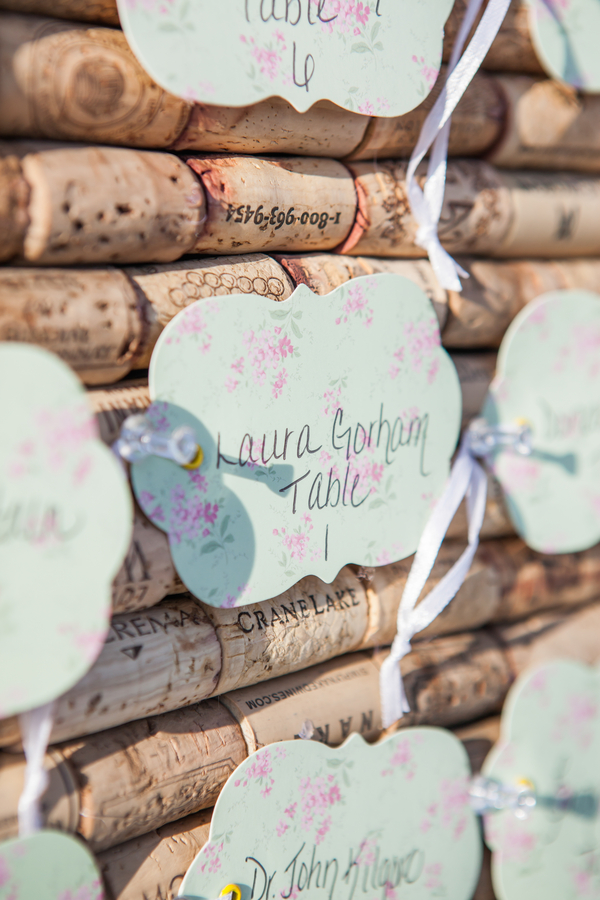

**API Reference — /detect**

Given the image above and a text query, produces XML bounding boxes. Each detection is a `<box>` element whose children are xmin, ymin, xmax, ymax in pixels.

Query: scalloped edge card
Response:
<box><xmin>0</xmin><ymin>344</ymin><xmax>132</xmax><ymax>717</ymax></box>
<box><xmin>181</xmin><ymin>730</ymin><xmax>482</xmax><ymax>900</ymax></box>
<box><xmin>483</xmin><ymin>660</ymin><xmax>600</xmax><ymax>900</ymax></box>
<box><xmin>482</xmin><ymin>289</ymin><xmax>600</xmax><ymax>554</ymax></box>
<box><xmin>525</xmin><ymin>0</ymin><xmax>600</xmax><ymax>92</ymax></box>
<box><xmin>0</xmin><ymin>830</ymin><xmax>104</xmax><ymax>900</ymax></box>
<box><xmin>130</xmin><ymin>274</ymin><xmax>461</xmax><ymax>607</ymax></box>
<box><xmin>116</xmin><ymin>0</ymin><xmax>454</xmax><ymax>115</ymax></box>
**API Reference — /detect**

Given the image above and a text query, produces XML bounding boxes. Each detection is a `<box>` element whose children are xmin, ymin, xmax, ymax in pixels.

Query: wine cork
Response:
<box><xmin>0</xmin><ymin>13</ymin><xmax>191</xmax><ymax>146</ymax></box>
<box><xmin>377</xmin><ymin>629</ymin><xmax>512</xmax><ymax>731</ymax></box>
<box><xmin>443</xmin><ymin>0</ymin><xmax>544</xmax><ymax>76</ymax></box>
<box><xmin>0</xmin><ymin>749</ymin><xmax>79</xmax><ymax>841</ymax></box>
<box><xmin>450</xmin><ymin>351</ymin><xmax>496</xmax><ymax>427</ymax></box>
<box><xmin>97</xmin><ymin>811</ymin><xmax>212</xmax><ymax>900</ymax></box>
<box><xmin>0</xmin><ymin>152</ymin><xmax>29</xmax><ymax>261</ymax></box>
<box><xmin>0</xmin><ymin>266</ymin><xmax>143</xmax><ymax>384</ymax></box>
<box><xmin>0</xmin><ymin>0</ymin><xmax>120</xmax><ymax>26</ymax></box>
<box><xmin>447</xmin><ymin>470</ymin><xmax>513</xmax><ymax>541</ymax></box>
<box><xmin>346</xmin><ymin>69</ymin><xmax>505</xmax><ymax>162</ymax></box>
<box><xmin>111</xmin><ymin>503</ymin><xmax>185</xmax><ymax>615</ymax></box>
<box><xmin>482</xmin><ymin>538</ymin><xmax>600</xmax><ymax>623</ymax></box>
<box><xmin>358</xmin><ymin>542</ymin><xmax>501</xmax><ymax>650</ymax></box>
<box><xmin>60</xmin><ymin>700</ymin><xmax>246</xmax><ymax>851</ymax></box>
<box><xmin>339</xmin><ymin>159</ymin><xmax>513</xmax><ymax>258</ymax></box>
<box><xmin>222</xmin><ymin>652</ymin><xmax>382</xmax><ymax>753</ymax></box>
<box><xmin>12</xmin><ymin>142</ymin><xmax>205</xmax><ymax>265</ymax></box>
<box><xmin>48</xmin><ymin>598</ymin><xmax>222</xmax><ymax>744</ymax></box>
<box><xmin>489</xmin><ymin>76</ymin><xmax>600</xmax><ymax>173</ymax></box>
<box><xmin>499</xmin><ymin>601</ymin><xmax>600</xmax><ymax>675</ymax></box>
<box><xmin>276</xmin><ymin>253</ymin><xmax>448</xmax><ymax>331</ymax></box>
<box><xmin>173</xmin><ymin>97</ymin><xmax>370</xmax><ymax>158</ymax></box>
<box><xmin>127</xmin><ymin>254</ymin><xmax>294</xmax><ymax>369</ymax></box>
<box><xmin>204</xmin><ymin>568</ymin><xmax>369</xmax><ymax>695</ymax></box>
<box><xmin>186</xmin><ymin>155</ymin><xmax>356</xmax><ymax>255</ymax></box>
<box><xmin>341</xmin><ymin>159</ymin><xmax>600</xmax><ymax>259</ymax></box>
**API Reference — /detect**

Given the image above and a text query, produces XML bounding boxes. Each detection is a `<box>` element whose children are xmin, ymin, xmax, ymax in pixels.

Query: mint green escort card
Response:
<box><xmin>116</xmin><ymin>0</ymin><xmax>454</xmax><ymax>115</ymax></box>
<box><xmin>0</xmin><ymin>831</ymin><xmax>104</xmax><ymax>900</ymax></box>
<box><xmin>482</xmin><ymin>290</ymin><xmax>600</xmax><ymax>554</ymax></box>
<box><xmin>181</xmin><ymin>730</ymin><xmax>482</xmax><ymax>900</ymax></box>
<box><xmin>483</xmin><ymin>661</ymin><xmax>600</xmax><ymax>900</ymax></box>
<box><xmin>130</xmin><ymin>274</ymin><xmax>461</xmax><ymax>607</ymax></box>
<box><xmin>0</xmin><ymin>344</ymin><xmax>132</xmax><ymax>717</ymax></box>
<box><xmin>525</xmin><ymin>0</ymin><xmax>600</xmax><ymax>92</ymax></box>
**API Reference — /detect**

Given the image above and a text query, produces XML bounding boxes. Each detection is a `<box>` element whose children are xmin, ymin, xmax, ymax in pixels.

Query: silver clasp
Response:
<box><xmin>114</xmin><ymin>413</ymin><xmax>203</xmax><ymax>469</ymax></box>
<box><xmin>467</xmin><ymin>418</ymin><xmax>533</xmax><ymax>459</ymax></box>
<box><xmin>469</xmin><ymin>775</ymin><xmax>536</xmax><ymax>820</ymax></box>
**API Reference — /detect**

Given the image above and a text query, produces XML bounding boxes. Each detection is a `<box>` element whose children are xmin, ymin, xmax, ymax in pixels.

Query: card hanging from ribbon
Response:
<box><xmin>380</xmin><ymin>289</ymin><xmax>600</xmax><ymax>727</ymax></box>
<box><xmin>406</xmin><ymin>0</ymin><xmax>512</xmax><ymax>291</ymax></box>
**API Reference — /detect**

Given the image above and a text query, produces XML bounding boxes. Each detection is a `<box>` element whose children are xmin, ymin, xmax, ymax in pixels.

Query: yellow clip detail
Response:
<box><xmin>183</xmin><ymin>445</ymin><xmax>204</xmax><ymax>470</ymax></box>
<box><xmin>221</xmin><ymin>885</ymin><xmax>241</xmax><ymax>900</ymax></box>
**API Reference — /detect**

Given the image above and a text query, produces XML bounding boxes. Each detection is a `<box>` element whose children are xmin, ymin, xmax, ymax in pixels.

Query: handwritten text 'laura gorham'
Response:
<box><xmin>216</xmin><ymin>404</ymin><xmax>430</xmax><ymax>516</ymax></box>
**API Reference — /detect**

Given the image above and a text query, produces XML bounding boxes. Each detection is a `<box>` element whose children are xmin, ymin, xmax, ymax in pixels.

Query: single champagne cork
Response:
<box><xmin>173</xmin><ymin>97</ymin><xmax>370</xmax><ymax>158</ymax></box>
<box><xmin>205</xmin><ymin>568</ymin><xmax>369</xmax><ymax>695</ymax></box>
<box><xmin>127</xmin><ymin>254</ymin><xmax>295</xmax><ymax>368</ymax></box>
<box><xmin>60</xmin><ymin>700</ymin><xmax>246</xmax><ymax>851</ymax></box>
<box><xmin>346</xmin><ymin>69</ymin><xmax>505</xmax><ymax>161</ymax></box>
<box><xmin>187</xmin><ymin>155</ymin><xmax>356</xmax><ymax>255</ymax></box>
<box><xmin>0</xmin><ymin>152</ymin><xmax>29</xmax><ymax>261</ymax></box>
<box><xmin>0</xmin><ymin>266</ymin><xmax>143</xmax><ymax>384</ymax></box>
<box><xmin>489</xmin><ymin>76</ymin><xmax>600</xmax><ymax>173</ymax></box>
<box><xmin>338</xmin><ymin>159</ymin><xmax>513</xmax><ymax>258</ymax></box>
<box><xmin>222</xmin><ymin>652</ymin><xmax>382</xmax><ymax>753</ymax></box>
<box><xmin>12</xmin><ymin>142</ymin><xmax>205</xmax><ymax>265</ymax></box>
<box><xmin>359</xmin><ymin>542</ymin><xmax>501</xmax><ymax>649</ymax></box>
<box><xmin>0</xmin><ymin>13</ymin><xmax>191</xmax><ymax>146</ymax></box>
<box><xmin>481</xmin><ymin>538</ymin><xmax>600</xmax><ymax>623</ymax></box>
<box><xmin>98</xmin><ymin>811</ymin><xmax>212</xmax><ymax>900</ymax></box>
<box><xmin>0</xmin><ymin>0</ymin><xmax>120</xmax><ymax>26</ymax></box>
<box><xmin>443</xmin><ymin>0</ymin><xmax>544</xmax><ymax>76</ymax></box>
<box><xmin>0</xmin><ymin>749</ymin><xmax>79</xmax><ymax>841</ymax></box>
<box><xmin>450</xmin><ymin>351</ymin><xmax>496</xmax><ymax>427</ymax></box>
<box><xmin>275</xmin><ymin>253</ymin><xmax>448</xmax><ymax>331</ymax></box>
<box><xmin>499</xmin><ymin>601</ymin><xmax>600</xmax><ymax>675</ymax></box>
<box><xmin>48</xmin><ymin>598</ymin><xmax>222</xmax><ymax>744</ymax></box>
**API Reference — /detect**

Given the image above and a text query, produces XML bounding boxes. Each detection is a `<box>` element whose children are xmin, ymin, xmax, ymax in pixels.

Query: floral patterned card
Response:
<box><xmin>525</xmin><ymin>0</ymin><xmax>600</xmax><ymax>92</ymax></box>
<box><xmin>116</xmin><ymin>0</ymin><xmax>454</xmax><ymax>116</ymax></box>
<box><xmin>130</xmin><ymin>274</ymin><xmax>461</xmax><ymax>607</ymax></box>
<box><xmin>482</xmin><ymin>289</ymin><xmax>600</xmax><ymax>554</ymax></box>
<box><xmin>181</xmin><ymin>730</ymin><xmax>482</xmax><ymax>900</ymax></box>
<box><xmin>0</xmin><ymin>344</ymin><xmax>132</xmax><ymax>717</ymax></box>
<box><xmin>0</xmin><ymin>830</ymin><xmax>104</xmax><ymax>900</ymax></box>
<box><xmin>483</xmin><ymin>661</ymin><xmax>600</xmax><ymax>900</ymax></box>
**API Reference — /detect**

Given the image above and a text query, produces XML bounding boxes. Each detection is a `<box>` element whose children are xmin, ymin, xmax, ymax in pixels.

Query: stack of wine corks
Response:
<box><xmin>2</xmin><ymin>2</ymin><xmax>600</xmax><ymax>899</ymax></box>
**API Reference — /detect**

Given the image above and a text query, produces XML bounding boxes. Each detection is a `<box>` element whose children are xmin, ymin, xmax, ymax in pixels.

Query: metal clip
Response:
<box><xmin>467</xmin><ymin>417</ymin><xmax>533</xmax><ymax>459</ymax></box>
<box><xmin>469</xmin><ymin>775</ymin><xmax>536</xmax><ymax>820</ymax></box>
<box><xmin>114</xmin><ymin>413</ymin><xmax>203</xmax><ymax>469</ymax></box>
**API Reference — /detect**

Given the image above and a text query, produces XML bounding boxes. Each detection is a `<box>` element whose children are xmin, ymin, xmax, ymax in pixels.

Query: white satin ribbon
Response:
<box><xmin>406</xmin><ymin>0</ymin><xmax>512</xmax><ymax>291</ymax></box>
<box><xmin>380</xmin><ymin>436</ymin><xmax>488</xmax><ymax>727</ymax></box>
<box><xmin>18</xmin><ymin>701</ymin><xmax>55</xmax><ymax>836</ymax></box>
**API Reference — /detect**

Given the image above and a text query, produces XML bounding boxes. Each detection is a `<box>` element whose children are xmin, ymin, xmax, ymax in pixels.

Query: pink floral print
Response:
<box><xmin>335</xmin><ymin>283</ymin><xmax>373</xmax><ymax>327</ymax></box>
<box><xmin>298</xmin><ymin>775</ymin><xmax>342</xmax><ymax>843</ymax></box>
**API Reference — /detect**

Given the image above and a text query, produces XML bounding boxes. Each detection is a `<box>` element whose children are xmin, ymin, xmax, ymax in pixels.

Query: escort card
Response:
<box><xmin>131</xmin><ymin>274</ymin><xmax>461</xmax><ymax>606</ymax></box>
<box><xmin>0</xmin><ymin>831</ymin><xmax>104</xmax><ymax>899</ymax></box>
<box><xmin>117</xmin><ymin>0</ymin><xmax>453</xmax><ymax>115</ymax></box>
<box><xmin>483</xmin><ymin>660</ymin><xmax>600</xmax><ymax>900</ymax></box>
<box><xmin>525</xmin><ymin>0</ymin><xmax>600</xmax><ymax>92</ymax></box>
<box><xmin>181</xmin><ymin>730</ymin><xmax>481</xmax><ymax>900</ymax></box>
<box><xmin>0</xmin><ymin>344</ymin><xmax>132</xmax><ymax>717</ymax></box>
<box><xmin>482</xmin><ymin>289</ymin><xmax>600</xmax><ymax>553</ymax></box>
